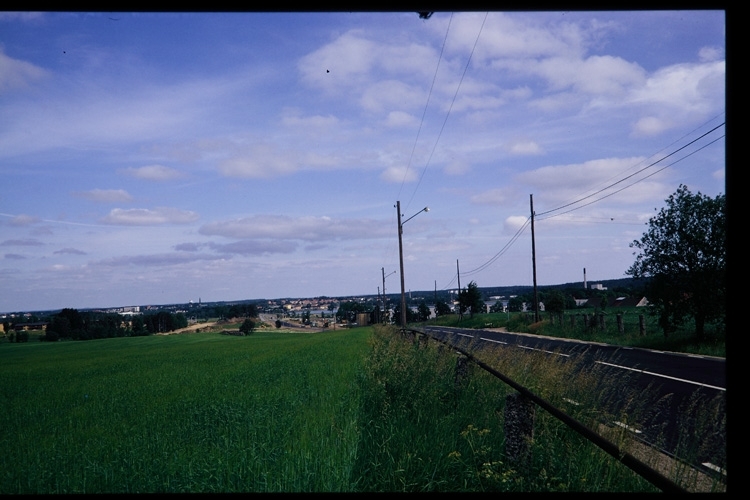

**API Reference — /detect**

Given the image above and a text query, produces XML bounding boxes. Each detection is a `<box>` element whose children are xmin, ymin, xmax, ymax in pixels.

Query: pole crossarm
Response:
<box><xmin>396</xmin><ymin>201</ymin><xmax>429</xmax><ymax>328</ymax></box>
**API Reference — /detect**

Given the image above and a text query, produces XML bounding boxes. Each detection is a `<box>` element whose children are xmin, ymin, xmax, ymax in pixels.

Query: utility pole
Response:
<box><xmin>382</xmin><ymin>268</ymin><xmax>386</xmax><ymax>323</ymax></box>
<box><xmin>397</xmin><ymin>201</ymin><xmax>407</xmax><ymax>328</ymax></box>
<box><xmin>456</xmin><ymin>259</ymin><xmax>462</xmax><ymax>320</ymax></box>
<box><xmin>530</xmin><ymin>194</ymin><xmax>539</xmax><ymax>322</ymax></box>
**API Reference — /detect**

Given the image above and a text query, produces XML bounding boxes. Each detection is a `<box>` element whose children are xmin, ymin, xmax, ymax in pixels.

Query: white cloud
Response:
<box><xmin>122</xmin><ymin>165</ymin><xmax>184</xmax><ymax>181</ymax></box>
<box><xmin>471</xmin><ymin>188</ymin><xmax>513</xmax><ymax>206</ymax></box>
<box><xmin>200</xmin><ymin>214</ymin><xmax>388</xmax><ymax>241</ymax></box>
<box><xmin>627</xmin><ymin>60</ymin><xmax>725</xmax><ymax>127</ymax></box>
<box><xmin>504</xmin><ymin>215</ymin><xmax>528</xmax><ymax>234</ymax></box>
<box><xmin>0</xmin><ymin>47</ymin><xmax>47</xmax><ymax>92</ymax></box>
<box><xmin>384</xmin><ymin>110</ymin><xmax>417</xmax><ymax>128</ymax></box>
<box><xmin>698</xmin><ymin>46</ymin><xmax>723</xmax><ymax>62</ymax></box>
<box><xmin>218</xmin><ymin>145</ymin><xmax>297</xmax><ymax>179</ymax></box>
<box><xmin>74</xmin><ymin>188</ymin><xmax>133</xmax><ymax>203</ymax></box>
<box><xmin>507</xmin><ymin>139</ymin><xmax>543</xmax><ymax>155</ymax></box>
<box><xmin>101</xmin><ymin>207</ymin><xmax>199</xmax><ymax>226</ymax></box>
<box><xmin>5</xmin><ymin>214</ymin><xmax>41</xmax><ymax>226</ymax></box>
<box><xmin>380</xmin><ymin>165</ymin><xmax>418</xmax><ymax>184</ymax></box>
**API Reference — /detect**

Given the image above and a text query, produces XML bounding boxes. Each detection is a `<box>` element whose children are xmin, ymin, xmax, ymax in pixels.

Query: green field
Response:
<box><xmin>1</xmin><ymin>329</ymin><xmax>370</xmax><ymax>493</ymax></box>
<box><xmin>0</xmin><ymin>325</ymin><xmax>724</xmax><ymax>492</ymax></box>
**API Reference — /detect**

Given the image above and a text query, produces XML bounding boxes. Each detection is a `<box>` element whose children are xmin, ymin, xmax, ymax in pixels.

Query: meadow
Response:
<box><xmin>1</xmin><ymin>323</ymin><xmax>725</xmax><ymax>492</ymax></box>
<box><xmin>0</xmin><ymin>329</ymin><xmax>369</xmax><ymax>493</ymax></box>
<box><xmin>429</xmin><ymin>307</ymin><xmax>726</xmax><ymax>358</ymax></box>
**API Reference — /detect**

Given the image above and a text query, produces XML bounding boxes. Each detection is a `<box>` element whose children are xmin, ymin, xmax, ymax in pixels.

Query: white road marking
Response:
<box><xmin>614</xmin><ymin>421</ymin><xmax>643</xmax><ymax>434</ymax></box>
<box><xmin>595</xmin><ymin>361</ymin><xmax>726</xmax><ymax>391</ymax></box>
<box><xmin>702</xmin><ymin>462</ymin><xmax>726</xmax><ymax>475</ymax></box>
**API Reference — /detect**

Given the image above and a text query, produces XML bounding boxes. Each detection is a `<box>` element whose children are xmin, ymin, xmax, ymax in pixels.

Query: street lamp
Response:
<box><xmin>396</xmin><ymin>200</ymin><xmax>429</xmax><ymax>329</ymax></box>
<box><xmin>382</xmin><ymin>268</ymin><xmax>396</xmax><ymax>324</ymax></box>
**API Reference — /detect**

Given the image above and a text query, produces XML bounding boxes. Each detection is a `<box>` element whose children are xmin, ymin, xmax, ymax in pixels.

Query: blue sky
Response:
<box><xmin>0</xmin><ymin>11</ymin><xmax>725</xmax><ymax>312</ymax></box>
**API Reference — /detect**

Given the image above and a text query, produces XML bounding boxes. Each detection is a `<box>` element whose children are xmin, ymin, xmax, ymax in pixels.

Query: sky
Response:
<box><xmin>0</xmin><ymin>10</ymin><xmax>726</xmax><ymax>313</ymax></box>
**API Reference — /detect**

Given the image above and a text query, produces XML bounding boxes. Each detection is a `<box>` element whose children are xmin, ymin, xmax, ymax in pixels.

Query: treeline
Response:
<box><xmin>44</xmin><ymin>308</ymin><xmax>188</xmax><ymax>341</ymax></box>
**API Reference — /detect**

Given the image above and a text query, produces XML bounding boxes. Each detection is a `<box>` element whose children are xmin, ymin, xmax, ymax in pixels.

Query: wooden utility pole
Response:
<box><xmin>397</xmin><ymin>201</ymin><xmax>407</xmax><ymax>328</ymax></box>
<box><xmin>382</xmin><ymin>267</ymin><xmax>386</xmax><ymax>323</ymax></box>
<box><xmin>456</xmin><ymin>259</ymin><xmax>462</xmax><ymax>320</ymax></box>
<box><xmin>530</xmin><ymin>194</ymin><xmax>539</xmax><ymax>322</ymax></box>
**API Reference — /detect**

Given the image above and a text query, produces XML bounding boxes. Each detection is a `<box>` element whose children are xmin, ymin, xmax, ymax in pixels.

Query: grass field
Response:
<box><xmin>0</xmin><ymin>329</ymin><xmax>370</xmax><ymax>493</ymax></box>
<box><xmin>427</xmin><ymin>307</ymin><xmax>725</xmax><ymax>358</ymax></box>
<box><xmin>0</xmin><ymin>323</ymin><xmax>725</xmax><ymax>492</ymax></box>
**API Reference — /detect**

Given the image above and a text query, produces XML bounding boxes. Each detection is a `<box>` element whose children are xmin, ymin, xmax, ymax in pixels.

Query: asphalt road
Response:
<box><xmin>420</xmin><ymin>325</ymin><xmax>726</xmax><ymax>477</ymax></box>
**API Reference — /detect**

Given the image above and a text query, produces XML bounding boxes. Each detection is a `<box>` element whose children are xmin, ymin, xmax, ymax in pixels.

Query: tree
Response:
<box><xmin>417</xmin><ymin>301</ymin><xmax>431</xmax><ymax>322</ymax></box>
<box><xmin>507</xmin><ymin>296</ymin><xmax>525</xmax><ymax>313</ymax></box>
<box><xmin>239</xmin><ymin>318</ymin><xmax>255</xmax><ymax>335</ymax></box>
<box><xmin>434</xmin><ymin>299</ymin><xmax>452</xmax><ymax>317</ymax></box>
<box><xmin>543</xmin><ymin>290</ymin><xmax>566</xmax><ymax>315</ymax></box>
<box><xmin>627</xmin><ymin>184</ymin><xmax>725</xmax><ymax>340</ymax></box>
<box><xmin>458</xmin><ymin>281</ymin><xmax>485</xmax><ymax>318</ymax></box>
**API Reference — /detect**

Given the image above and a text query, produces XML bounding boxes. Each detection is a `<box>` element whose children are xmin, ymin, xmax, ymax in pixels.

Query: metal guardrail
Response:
<box><xmin>403</xmin><ymin>327</ymin><xmax>688</xmax><ymax>493</ymax></box>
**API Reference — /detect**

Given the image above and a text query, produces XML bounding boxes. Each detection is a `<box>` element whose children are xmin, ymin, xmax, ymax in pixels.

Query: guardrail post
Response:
<box><xmin>504</xmin><ymin>391</ymin><xmax>535</xmax><ymax>469</ymax></box>
<box><xmin>454</xmin><ymin>354</ymin><xmax>469</xmax><ymax>391</ymax></box>
<box><xmin>639</xmin><ymin>314</ymin><xmax>646</xmax><ymax>336</ymax></box>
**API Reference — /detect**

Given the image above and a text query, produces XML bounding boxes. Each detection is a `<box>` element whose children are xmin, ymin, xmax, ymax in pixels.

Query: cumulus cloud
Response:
<box><xmin>471</xmin><ymin>188</ymin><xmax>514</xmax><ymax>206</ymax></box>
<box><xmin>7</xmin><ymin>214</ymin><xmax>41</xmax><ymax>226</ymax></box>
<box><xmin>2</xmin><ymin>238</ymin><xmax>43</xmax><ymax>246</ymax></box>
<box><xmin>507</xmin><ymin>139</ymin><xmax>543</xmax><ymax>155</ymax></box>
<box><xmin>101</xmin><ymin>207</ymin><xmax>199</xmax><ymax>226</ymax></box>
<box><xmin>218</xmin><ymin>144</ymin><xmax>297</xmax><ymax>179</ymax></box>
<box><xmin>385</xmin><ymin>110</ymin><xmax>417</xmax><ymax>128</ymax></box>
<box><xmin>93</xmin><ymin>252</ymin><xmax>226</xmax><ymax>268</ymax></box>
<box><xmin>504</xmin><ymin>215</ymin><xmax>529</xmax><ymax>234</ymax></box>
<box><xmin>0</xmin><ymin>47</ymin><xmax>47</xmax><ymax>92</ymax></box>
<box><xmin>121</xmin><ymin>165</ymin><xmax>184</xmax><ymax>181</ymax></box>
<box><xmin>54</xmin><ymin>247</ymin><xmax>87</xmax><ymax>255</ymax></box>
<box><xmin>380</xmin><ymin>165</ymin><xmax>417</xmax><ymax>183</ymax></box>
<box><xmin>200</xmin><ymin>214</ymin><xmax>388</xmax><ymax>241</ymax></box>
<box><xmin>74</xmin><ymin>188</ymin><xmax>133</xmax><ymax>203</ymax></box>
<box><xmin>208</xmin><ymin>240</ymin><xmax>298</xmax><ymax>255</ymax></box>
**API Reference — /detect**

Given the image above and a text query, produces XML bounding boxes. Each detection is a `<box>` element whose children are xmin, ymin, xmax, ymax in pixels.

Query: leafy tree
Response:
<box><xmin>275</xmin><ymin>319</ymin><xmax>282</xmax><ymax>329</ymax></box>
<box><xmin>417</xmin><ymin>301</ymin><xmax>431</xmax><ymax>322</ymax></box>
<box><xmin>543</xmin><ymin>290</ymin><xmax>566</xmax><ymax>315</ymax></box>
<box><xmin>489</xmin><ymin>301</ymin><xmax>505</xmax><ymax>313</ymax></box>
<box><xmin>627</xmin><ymin>184</ymin><xmax>725</xmax><ymax>340</ymax></box>
<box><xmin>458</xmin><ymin>281</ymin><xmax>485</xmax><ymax>318</ymax></box>
<box><xmin>507</xmin><ymin>296</ymin><xmax>525</xmax><ymax>313</ymax></box>
<box><xmin>239</xmin><ymin>318</ymin><xmax>255</xmax><ymax>335</ymax></box>
<box><xmin>434</xmin><ymin>299</ymin><xmax>452</xmax><ymax>317</ymax></box>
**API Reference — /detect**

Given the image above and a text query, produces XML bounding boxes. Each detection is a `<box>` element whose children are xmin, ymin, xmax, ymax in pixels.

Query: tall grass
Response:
<box><xmin>352</xmin><ymin>325</ymin><xmax>725</xmax><ymax>492</ymax></box>
<box><xmin>0</xmin><ymin>330</ymin><xmax>370</xmax><ymax>493</ymax></box>
<box><xmin>429</xmin><ymin>308</ymin><xmax>725</xmax><ymax>357</ymax></box>
<box><xmin>1</xmin><ymin>325</ymin><xmax>724</xmax><ymax>492</ymax></box>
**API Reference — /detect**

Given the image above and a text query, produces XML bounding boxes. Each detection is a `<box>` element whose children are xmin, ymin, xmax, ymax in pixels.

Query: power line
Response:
<box><xmin>397</xmin><ymin>12</ymin><xmax>453</xmax><ymax>203</ymax></box>
<box><xmin>536</xmin><ymin>122</ymin><xmax>724</xmax><ymax>218</ymax></box>
<box><xmin>406</xmin><ymin>12</ymin><xmax>489</xmax><ymax>212</ymax></box>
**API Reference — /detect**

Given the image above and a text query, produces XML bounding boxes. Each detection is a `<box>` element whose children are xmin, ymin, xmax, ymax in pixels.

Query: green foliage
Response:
<box><xmin>417</xmin><ymin>301</ymin><xmax>431</xmax><ymax>322</ymax></box>
<box><xmin>336</xmin><ymin>300</ymin><xmax>371</xmax><ymax>322</ymax></box>
<box><xmin>627</xmin><ymin>184</ymin><xmax>725</xmax><ymax>340</ymax></box>
<box><xmin>434</xmin><ymin>299</ymin><xmax>452</xmax><ymax>317</ymax></box>
<box><xmin>459</xmin><ymin>281</ymin><xmax>485</xmax><ymax>318</ymax></box>
<box><xmin>0</xmin><ymin>329</ymin><xmax>371</xmax><ymax>493</ymax></box>
<box><xmin>239</xmin><ymin>318</ymin><xmax>255</xmax><ymax>334</ymax></box>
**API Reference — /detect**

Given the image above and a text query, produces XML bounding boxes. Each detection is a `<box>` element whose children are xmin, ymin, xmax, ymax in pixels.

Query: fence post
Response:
<box><xmin>570</xmin><ymin>314</ymin><xmax>576</xmax><ymax>328</ymax></box>
<box><xmin>639</xmin><ymin>314</ymin><xmax>646</xmax><ymax>336</ymax></box>
<box><xmin>598</xmin><ymin>313</ymin><xmax>605</xmax><ymax>331</ymax></box>
<box><xmin>504</xmin><ymin>391</ymin><xmax>535</xmax><ymax>469</ymax></box>
<box><xmin>617</xmin><ymin>313</ymin><xmax>624</xmax><ymax>334</ymax></box>
<box><xmin>583</xmin><ymin>314</ymin><xmax>589</xmax><ymax>329</ymax></box>
<box><xmin>454</xmin><ymin>354</ymin><xmax>469</xmax><ymax>391</ymax></box>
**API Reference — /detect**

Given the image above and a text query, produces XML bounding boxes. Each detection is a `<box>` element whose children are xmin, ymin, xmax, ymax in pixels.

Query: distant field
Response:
<box><xmin>0</xmin><ymin>329</ymin><xmax>371</xmax><ymax>493</ymax></box>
